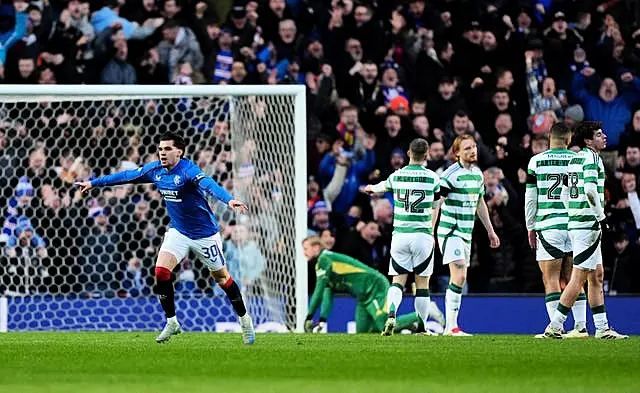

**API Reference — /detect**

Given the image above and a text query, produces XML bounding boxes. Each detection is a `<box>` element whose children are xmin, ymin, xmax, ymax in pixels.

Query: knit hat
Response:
<box><xmin>564</xmin><ymin>105</ymin><xmax>584</xmax><ymax>122</ymax></box>
<box><xmin>389</xmin><ymin>96</ymin><xmax>410</xmax><ymax>113</ymax></box>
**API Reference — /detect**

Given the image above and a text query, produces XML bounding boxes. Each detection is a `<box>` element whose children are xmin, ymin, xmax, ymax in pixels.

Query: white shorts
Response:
<box><xmin>389</xmin><ymin>232</ymin><xmax>434</xmax><ymax>277</ymax></box>
<box><xmin>569</xmin><ymin>229</ymin><xmax>602</xmax><ymax>271</ymax></box>
<box><xmin>438</xmin><ymin>236</ymin><xmax>471</xmax><ymax>267</ymax></box>
<box><xmin>159</xmin><ymin>228</ymin><xmax>226</xmax><ymax>271</ymax></box>
<box><xmin>536</xmin><ymin>229</ymin><xmax>572</xmax><ymax>261</ymax></box>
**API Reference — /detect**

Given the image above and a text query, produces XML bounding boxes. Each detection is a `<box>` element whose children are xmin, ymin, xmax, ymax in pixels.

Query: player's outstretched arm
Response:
<box><xmin>364</xmin><ymin>179</ymin><xmax>390</xmax><ymax>194</ymax></box>
<box><xmin>74</xmin><ymin>164</ymin><xmax>156</xmax><ymax>193</ymax></box>
<box><xmin>188</xmin><ymin>165</ymin><xmax>247</xmax><ymax>213</ymax></box>
<box><xmin>477</xmin><ymin>198</ymin><xmax>500</xmax><ymax>248</ymax></box>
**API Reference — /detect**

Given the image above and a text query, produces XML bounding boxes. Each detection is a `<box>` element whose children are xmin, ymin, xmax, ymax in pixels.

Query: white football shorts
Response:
<box><xmin>438</xmin><ymin>235</ymin><xmax>471</xmax><ymax>267</ymax></box>
<box><xmin>569</xmin><ymin>229</ymin><xmax>602</xmax><ymax>271</ymax></box>
<box><xmin>536</xmin><ymin>229</ymin><xmax>572</xmax><ymax>261</ymax></box>
<box><xmin>159</xmin><ymin>228</ymin><xmax>226</xmax><ymax>271</ymax></box>
<box><xmin>389</xmin><ymin>232</ymin><xmax>434</xmax><ymax>277</ymax></box>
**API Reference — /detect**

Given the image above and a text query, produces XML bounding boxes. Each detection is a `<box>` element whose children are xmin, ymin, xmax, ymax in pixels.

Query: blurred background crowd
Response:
<box><xmin>0</xmin><ymin>0</ymin><xmax>640</xmax><ymax>298</ymax></box>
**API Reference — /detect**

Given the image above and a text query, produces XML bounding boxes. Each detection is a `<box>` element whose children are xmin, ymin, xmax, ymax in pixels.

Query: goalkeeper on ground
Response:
<box><xmin>303</xmin><ymin>236</ymin><xmax>442</xmax><ymax>333</ymax></box>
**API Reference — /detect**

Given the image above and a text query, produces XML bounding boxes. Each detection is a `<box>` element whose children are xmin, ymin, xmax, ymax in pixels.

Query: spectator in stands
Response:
<box><xmin>572</xmin><ymin>67</ymin><xmax>640</xmax><ymax>148</ymax></box>
<box><xmin>371</xmin><ymin>197</ymin><xmax>392</xmax><ymax>268</ymax></box>
<box><xmin>307</xmin><ymin>176</ymin><xmax>322</xmax><ymax>211</ymax></box>
<box><xmin>473</xmin><ymin>167</ymin><xmax>530</xmax><ymax>293</ymax></box>
<box><xmin>618</xmin><ymin>109</ymin><xmax>640</xmax><ymax>154</ymax></box>
<box><xmin>319</xmin><ymin>131</ymin><xmax>375</xmax><ymax>215</ymax></box>
<box><xmin>1</xmin><ymin>0</ymin><xmax>640</xmax><ymax>296</ymax></box>
<box><xmin>622</xmin><ymin>145</ymin><xmax>640</xmax><ymax>178</ymax></box>
<box><xmin>196</xmin><ymin>147</ymin><xmax>215</xmax><ymax>177</ymax></box>
<box><xmin>4</xmin><ymin>56</ymin><xmax>36</xmax><ymax>84</ymax></box>
<box><xmin>426</xmin><ymin>140</ymin><xmax>449</xmax><ymax>174</ymax></box>
<box><xmin>0</xmin><ymin>1</ymin><xmax>28</xmax><ymax>73</ymax></box>
<box><xmin>91</xmin><ymin>0</ymin><xmax>159</xmax><ymax>40</ymax></box>
<box><xmin>606</xmin><ymin>232</ymin><xmax>640</xmax><ymax>294</ymax></box>
<box><xmin>223</xmin><ymin>222</ymin><xmax>265</xmax><ymax>296</ymax></box>
<box><xmin>562</xmin><ymin>104</ymin><xmax>584</xmax><ymax>128</ymax></box>
<box><xmin>319</xmin><ymin>228</ymin><xmax>336</xmax><ymax>250</ymax></box>
<box><xmin>5</xmin><ymin>216</ymin><xmax>46</xmax><ymax>259</ymax></box>
<box><xmin>224</xmin><ymin>5</ymin><xmax>257</xmax><ymax>51</ymax></box>
<box><xmin>339</xmin><ymin>219</ymin><xmax>383</xmax><ymax>273</ymax></box>
<box><xmin>156</xmin><ymin>20</ymin><xmax>203</xmax><ymax>80</ymax></box>
<box><xmin>411</xmin><ymin>114</ymin><xmax>430</xmax><ymax>140</ymax></box>
<box><xmin>79</xmin><ymin>204</ymin><xmax>121</xmax><ymax>295</ymax></box>
<box><xmin>308</xmin><ymin>200</ymin><xmax>332</xmax><ymax>236</ymax></box>
<box><xmin>101</xmin><ymin>37</ymin><xmax>136</xmax><ymax>84</ymax></box>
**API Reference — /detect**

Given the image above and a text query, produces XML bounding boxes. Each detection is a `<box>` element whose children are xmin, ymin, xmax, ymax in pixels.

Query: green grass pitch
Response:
<box><xmin>0</xmin><ymin>333</ymin><xmax>638</xmax><ymax>393</ymax></box>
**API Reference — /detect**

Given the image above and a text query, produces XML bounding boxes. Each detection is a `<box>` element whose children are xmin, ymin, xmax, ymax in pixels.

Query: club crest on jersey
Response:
<box><xmin>454</xmin><ymin>249</ymin><xmax>461</xmax><ymax>256</ymax></box>
<box><xmin>155</xmin><ymin>175</ymin><xmax>162</xmax><ymax>181</ymax></box>
<box><xmin>173</xmin><ymin>175</ymin><xmax>181</xmax><ymax>185</ymax></box>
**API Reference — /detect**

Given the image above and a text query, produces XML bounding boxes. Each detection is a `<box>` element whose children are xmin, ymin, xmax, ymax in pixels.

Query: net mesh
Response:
<box><xmin>0</xmin><ymin>93</ymin><xmax>298</xmax><ymax>332</ymax></box>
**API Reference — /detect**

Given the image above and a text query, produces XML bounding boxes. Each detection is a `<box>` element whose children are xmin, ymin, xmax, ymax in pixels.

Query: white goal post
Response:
<box><xmin>0</xmin><ymin>84</ymin><xmax>308</xmax><ymax>333</ymax></box>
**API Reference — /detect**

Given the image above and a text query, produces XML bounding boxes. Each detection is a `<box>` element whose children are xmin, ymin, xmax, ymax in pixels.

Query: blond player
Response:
<box><xmin>525</xmin><ymin>122</ymin><xmax>587</xmax><ymax>338</ymax></box>
<box><xmin>434</xmin><ymin>134</ymin><xmax>500</xmax><ymax>336</ymax></box>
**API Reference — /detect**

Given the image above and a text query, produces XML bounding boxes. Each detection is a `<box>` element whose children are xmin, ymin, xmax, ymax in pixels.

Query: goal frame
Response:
<box><xmin>0</xmin><ymin>84</ymin><xmax>308</xmax><ymax>333</ymax></box>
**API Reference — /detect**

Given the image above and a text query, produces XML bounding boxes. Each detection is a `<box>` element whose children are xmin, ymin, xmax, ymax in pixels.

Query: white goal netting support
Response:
<box><xmin>0</xmin><ymin>85</ymin><xmax>308</xmax><ymax>333</ymax></box>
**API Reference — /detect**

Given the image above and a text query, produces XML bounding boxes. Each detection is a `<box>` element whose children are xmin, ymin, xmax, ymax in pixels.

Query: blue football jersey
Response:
<box><xmin>91</xmin><ymin>158</ymin><xmax>233</xmax><ymax>239</ymax></box>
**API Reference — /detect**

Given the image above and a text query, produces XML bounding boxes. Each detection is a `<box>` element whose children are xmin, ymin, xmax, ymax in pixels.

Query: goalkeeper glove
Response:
<box><xmin>304</xmin><ymin>318</ymin><xmax>314</xmax><ymax>333</ymax></box>
<box><xmin>312</xmin><ymin>321</ymin><xmax>327</xmax><ymax>333</ymax></box>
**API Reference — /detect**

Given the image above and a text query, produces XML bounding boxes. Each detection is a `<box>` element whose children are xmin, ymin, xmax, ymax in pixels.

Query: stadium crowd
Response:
<box><xmin>1</xmin><ymin>0</ymin><xmax>640</xmax><ymax>297</ymax></box>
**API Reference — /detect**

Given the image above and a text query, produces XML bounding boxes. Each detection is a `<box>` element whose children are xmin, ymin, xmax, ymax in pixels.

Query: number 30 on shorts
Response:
<box><xmin>201</xmin><ymin>244</ymin><xmax>224</xmax><ymax>265</ymax></box>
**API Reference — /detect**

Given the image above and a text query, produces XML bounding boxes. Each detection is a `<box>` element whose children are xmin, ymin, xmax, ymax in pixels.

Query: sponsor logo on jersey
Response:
<box><xmin>159</xmin><ymin>189</ymin><xmax>182</xmax><ymax>202</ymax></box>
<box><xmin>462</xmin><ymin>200</ymin><xmax>477</xmax><ymax>208</ymax></box>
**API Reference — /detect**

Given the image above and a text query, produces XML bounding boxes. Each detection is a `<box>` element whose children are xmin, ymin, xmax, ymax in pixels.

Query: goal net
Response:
<box><xmin>0</xmin><ymin>85</ymin><xmax>308</xmax><ymax>333</ymax></box>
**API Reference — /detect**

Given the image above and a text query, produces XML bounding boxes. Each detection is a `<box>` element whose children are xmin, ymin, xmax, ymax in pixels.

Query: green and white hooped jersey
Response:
<box><xmin>566</xmin><ymin>148</ymin><xmax>606</xmax><ymax>231</ymax></box>
<box><xmin>526</xmin><ymin>148</ymin><xmax>576</xmax><ymax>231</ymax></box>
<box><xmin>436</xmin><ymin>162</ymin><xmax>484</xmax><ymax>242</ymax></box>
<box><xmin>384</xmin><ymin>164</ymin><xmax>440</xmax><ymax>235</ymax></box>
